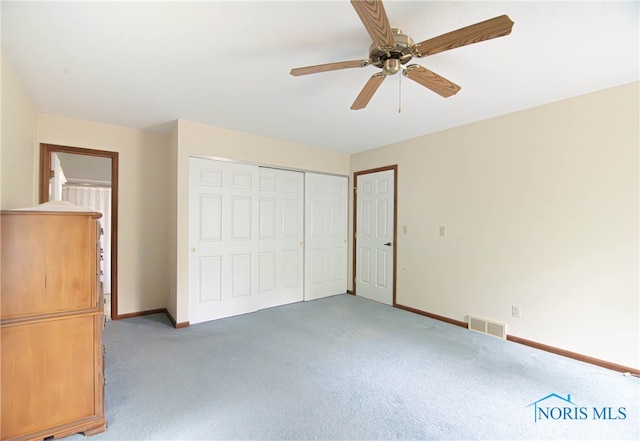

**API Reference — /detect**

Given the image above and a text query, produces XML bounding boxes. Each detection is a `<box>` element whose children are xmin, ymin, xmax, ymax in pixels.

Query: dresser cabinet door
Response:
<box><xmin>1</xmin><ymin>214</ymin><xmax>97</xmax><ymax>319</ymax></box>
<box><xmin>1</xmin><ymin>315</ymin><xmax>100</xmax><ymax>439</ymax></box>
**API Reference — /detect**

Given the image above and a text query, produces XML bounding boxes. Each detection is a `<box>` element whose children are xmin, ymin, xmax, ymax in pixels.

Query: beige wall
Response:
<box><xmin>1</xmin><ymin>51</ymin><xmax>38</xmax><ymax>209</ymax></box>
<box><xmin>37</xmin><ymin>114</ymin><xmax>171</xmax><ymax>316</ymax></box>
<box><xmin>350</xmin><ymin>82</ymin><xmax>640</xmax><ymax>369</ymax></box>
<box><xmin>166</xmin><ymin>122</ymin><xmax>179</xmax><ymax>321</ymax></box>
<box><xmin>3</xmin><ymin>48</ymin><xmax>636</xmax><ymax>369</ymax></box>
<box><xmin>173</xmin><ymin>119</ymin><xmax>350</xmax><ymax>323</ymax></box>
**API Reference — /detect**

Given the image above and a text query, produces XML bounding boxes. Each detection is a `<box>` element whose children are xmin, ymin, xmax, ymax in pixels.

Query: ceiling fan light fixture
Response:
<box><xmin>383</xmin><ymin>58</ymin><xmax>400</xmax><ymax>75</ymax></box>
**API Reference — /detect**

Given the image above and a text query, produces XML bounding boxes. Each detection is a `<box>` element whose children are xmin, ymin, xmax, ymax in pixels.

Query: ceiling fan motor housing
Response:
<box><xmin>369</xmin><ymin>28</ymin><xmax>414</xmax><ymax>75</ymax></box>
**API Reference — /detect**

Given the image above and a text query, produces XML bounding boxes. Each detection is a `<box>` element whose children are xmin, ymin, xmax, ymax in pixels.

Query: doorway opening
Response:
<box><xmin>39</xmin><ymin>143</ymin><xmax>119</xmax><ymax>320</ymax></box>
<box><xmin>353</xmin><ymin>165</ymin><xmax>398</xmax><ymax>305</ymax></box>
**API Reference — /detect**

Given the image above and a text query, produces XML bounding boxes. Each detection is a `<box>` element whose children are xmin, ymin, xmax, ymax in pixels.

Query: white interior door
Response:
<box><xmin>304</xmin><ymin>173</ymin><xmax>348</xmax><ymax>301</ymax></box>
<box><xmin>258</xmin><ymin>168</ymin><xmax>304</xmax><ymax>309</ymax></box>
<box><xmin>189</xmin><ymin>157</ymin><xmax>259</xmax><ymax>324</ymax></box>
<box><xmin>356</xmin><ymin>169</ymin><xmax>395</xmax><ymax>305</ymax></box>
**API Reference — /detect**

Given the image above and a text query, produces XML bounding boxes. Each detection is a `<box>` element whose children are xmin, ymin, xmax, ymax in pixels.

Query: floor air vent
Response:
<box><xmin>468</xmin><ymin>315</ymin><xmax>507</xmax><ymax>340</ymax></box>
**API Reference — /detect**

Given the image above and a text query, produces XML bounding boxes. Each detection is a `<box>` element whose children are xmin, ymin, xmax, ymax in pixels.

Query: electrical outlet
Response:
<box><xmin>512</xmin><ymin>305</ymin><xmax>521</xmax><ymax>318</ymax></box>
<box><xmin>439</xmin><ymin>226</ymin><xmax>446</xmax><ymax>236</ymax></box>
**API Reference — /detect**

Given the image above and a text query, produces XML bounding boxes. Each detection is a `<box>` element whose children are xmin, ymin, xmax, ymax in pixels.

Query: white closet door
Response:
<box><xmin>304</xmin><ymin>173</ymin><xmax>348</xmax><ymax>301</ymax></box>
<box><xmin>258</xmin><ymin>168</ymin><xmax>304</xmax><ymax>309</ymax></box>
<box><xmin>189</xmin><ymin>157</ymin><xmax>259</xmax><ymax>324</ymax></box>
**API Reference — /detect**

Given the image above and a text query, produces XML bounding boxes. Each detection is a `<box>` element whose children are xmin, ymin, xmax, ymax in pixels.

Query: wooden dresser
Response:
<box><xmin>1</xmin><ymin>210</ymin><xmax>106</xmax><ymax>440</ymax></box>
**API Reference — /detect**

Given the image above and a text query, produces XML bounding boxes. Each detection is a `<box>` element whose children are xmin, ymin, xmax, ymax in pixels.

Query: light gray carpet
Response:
<box><xmin>70</xmin><ymin>294</ymin><xmax>638</xmax><ymax>440</ymax></box>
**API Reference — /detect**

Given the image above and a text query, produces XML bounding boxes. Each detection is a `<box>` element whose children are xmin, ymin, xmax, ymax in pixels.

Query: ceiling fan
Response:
<box><xmin>290</xmin><ymin>0</ymin><xmax>514</xmax><ymax>110</ymax></box>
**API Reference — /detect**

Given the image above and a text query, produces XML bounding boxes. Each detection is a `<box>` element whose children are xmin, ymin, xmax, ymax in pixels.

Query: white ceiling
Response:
<box><xmin>56</xmin><ymin>152</ymin><xmax>111</xmax><ymax>183</ymax></box>
<box><xmin>2</xmin><ymin>1</ymin><xmax>638</xmax><ymax>154</ymax></box>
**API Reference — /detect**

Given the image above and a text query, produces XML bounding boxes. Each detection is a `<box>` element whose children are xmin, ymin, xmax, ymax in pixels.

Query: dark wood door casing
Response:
<box><xmin>39</xmin><ymin>143</ymin><xmax>119</xmax><ymax>320</ymax></box>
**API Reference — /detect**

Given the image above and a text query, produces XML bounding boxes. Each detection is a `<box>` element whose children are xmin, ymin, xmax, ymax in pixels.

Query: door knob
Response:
<box><xmin>384</xmin><ymin>242</ymin><xmax>392</xmax><ymax>246</ymax></box>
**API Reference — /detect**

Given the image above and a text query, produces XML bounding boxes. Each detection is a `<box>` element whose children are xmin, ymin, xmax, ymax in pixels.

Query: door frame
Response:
<box><xmin>352</xmin><ymin>165</ymin><xmax>398</xmax><ymax>305</ymax></box>
<box><xmin>39</xmin><ymin>143</ymin><xmax>119</xmax><ymax>320</ymax></box>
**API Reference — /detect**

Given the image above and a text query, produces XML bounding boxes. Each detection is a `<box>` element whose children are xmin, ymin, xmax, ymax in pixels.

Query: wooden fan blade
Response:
<box><xmin>290</xmin><ymin>60</ymin><xmax>370</xmax><ymax>76</ymax></box>
<box><xmin>351</xmin><ymin>0</ymin><xmax>395</xmax><ymax>49</ymax></box>
<box><xmin>351</xmin><ymin>73</ymin><xmax>386</xmax><ymax>110</ymax></box>
<box><xmin>411</xmin><ymin>15</ymin><xmax>514</xmax><ymax>57</ymax></box>
<box><xmin>403</xmin><ymin>65</ymin><xmax>461</xmax><ymax>98</ymax></box>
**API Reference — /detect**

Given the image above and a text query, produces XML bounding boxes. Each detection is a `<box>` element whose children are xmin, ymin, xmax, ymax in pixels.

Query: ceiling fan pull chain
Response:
<box><xmin>398</xmin><ymin>71</ymin><xmax>402</xmax><ymax>114</ymax></box>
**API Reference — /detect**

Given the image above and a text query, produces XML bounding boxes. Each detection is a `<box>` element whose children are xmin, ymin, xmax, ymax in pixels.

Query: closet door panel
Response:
<box><xmin>258</xmin><ymin>168</ymin><xmax>304</xmax><ymax>309</ymax></box>
<box><xmin>304</xmin><ymin>174</ymin><xmax>348</xmax><ymax>301</ymax></box>
<box><xmin>189</xmin><ymin>158</ymin><xmax>259</xmax><ymax>324</ymax></box>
